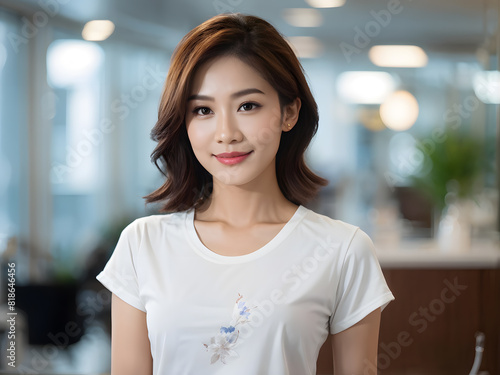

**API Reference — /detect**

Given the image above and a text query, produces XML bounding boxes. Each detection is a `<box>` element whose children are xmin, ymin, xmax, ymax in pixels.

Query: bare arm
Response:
<box><xmin>111</xmin><ymin>293</ymin><xmax>153</xmax><ymax>375</ymax></box>
<box><xmin>331</xmin><ymin>307</ymin><xmax>381</xmax><ymax>375</ymax></box>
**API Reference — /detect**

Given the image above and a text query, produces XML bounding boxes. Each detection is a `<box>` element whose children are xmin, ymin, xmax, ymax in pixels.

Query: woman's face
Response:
<box><xmin>185</xmin><ymin>55</ymin><xmax>297</xmax><ymax>187</ymax></box>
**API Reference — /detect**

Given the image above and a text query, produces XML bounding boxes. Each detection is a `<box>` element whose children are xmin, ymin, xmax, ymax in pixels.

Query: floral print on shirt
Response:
<box><xmin>203</xmin><ymin>293</ymin><xmax>256</xmax><ymax>364</ymax></box>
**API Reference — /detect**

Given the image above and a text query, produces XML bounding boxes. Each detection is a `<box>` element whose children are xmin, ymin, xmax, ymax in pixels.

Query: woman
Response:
<box><xmin>97</xmin><ymin>12</ymin><xmax>395</xmax><ymax>375</ymax></box>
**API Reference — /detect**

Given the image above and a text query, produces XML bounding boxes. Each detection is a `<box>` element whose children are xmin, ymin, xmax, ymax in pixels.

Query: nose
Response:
<box><xmin>214</xmin><ymin>111</ymin><xmax>243</xmax><ymax>144</ymax></box>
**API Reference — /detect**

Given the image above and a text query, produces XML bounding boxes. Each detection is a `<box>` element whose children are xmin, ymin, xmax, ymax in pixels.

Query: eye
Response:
<box><xmin>193</xmin><ymin>107</ymin><xmax>212</xmax><ymax>116</ymax></box>
<box><xmin>239</xmin><ymin>102</ymin><xmax>261</xmax><ymax>112</ymax></box>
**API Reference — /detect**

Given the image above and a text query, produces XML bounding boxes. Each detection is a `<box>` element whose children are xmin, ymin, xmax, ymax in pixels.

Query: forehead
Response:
<box><xmin>189</xmin><ymin>55</ymin><xmax>273</xmax><ymax>94</ymax></box>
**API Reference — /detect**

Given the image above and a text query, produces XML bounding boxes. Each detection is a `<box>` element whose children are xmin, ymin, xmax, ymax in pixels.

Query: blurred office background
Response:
<box><xmin>0</xmin><ymin>0</ymin><xmax>499</xmax><ymax>374</ymax></box>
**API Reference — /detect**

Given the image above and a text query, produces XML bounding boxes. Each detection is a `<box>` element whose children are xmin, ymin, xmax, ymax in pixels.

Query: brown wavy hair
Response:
<box><xmin>143</xmin><ymin>13</ymin><xmax>328</xmax><ymax>212</ymax></box>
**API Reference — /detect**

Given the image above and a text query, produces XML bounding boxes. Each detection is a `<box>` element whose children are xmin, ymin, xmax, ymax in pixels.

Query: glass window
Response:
<box><xmin>0</xmin><ymin>9</ymin><xmax>29</xmax><ymax>281</ymax></box>
<box><xmin>47</xmin><ymin>36</ymin><xmax>105</xmax><ymax>278</ymax></box>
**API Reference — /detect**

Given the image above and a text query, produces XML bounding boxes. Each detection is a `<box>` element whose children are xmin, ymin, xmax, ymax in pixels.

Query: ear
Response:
<box><xmin>281</xmin><ymin>97</ymin><xmax>301</xmax><ymax>132</ymax></box>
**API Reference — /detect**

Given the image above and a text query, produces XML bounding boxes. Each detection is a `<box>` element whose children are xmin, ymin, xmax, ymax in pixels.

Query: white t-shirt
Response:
<box><xmin>96</xmin><ymin>204</ymin><xmax>395</xmax><ymax>375</ymax></box>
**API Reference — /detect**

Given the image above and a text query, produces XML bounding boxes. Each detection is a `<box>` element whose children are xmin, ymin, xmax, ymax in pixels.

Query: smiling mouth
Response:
<box><xmin>214</xmin><ymin>151</ymin><xmax>253</xmax><ymax>158</ymax></box>
<box><xmin>214</xmin><ymin>151</ymin><xmax>253</xmax><ymax>165</ymax></box>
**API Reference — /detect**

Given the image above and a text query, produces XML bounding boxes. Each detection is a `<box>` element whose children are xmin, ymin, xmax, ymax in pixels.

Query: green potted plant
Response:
<box><xmin>408</xmin><ymin>126</ymin><xmax>490</xmax><ymax>251</ymax></box>
<box><xmin>409</xmin><ymin>127</ymin><xmax>487</xmax><ymax>211</ymax></box>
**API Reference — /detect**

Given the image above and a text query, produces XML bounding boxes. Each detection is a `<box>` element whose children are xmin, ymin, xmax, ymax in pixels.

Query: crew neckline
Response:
<box><xmin>184</xmin><ymin>205</ymin><xmax>308</xmax><ymax>264</ymax></box>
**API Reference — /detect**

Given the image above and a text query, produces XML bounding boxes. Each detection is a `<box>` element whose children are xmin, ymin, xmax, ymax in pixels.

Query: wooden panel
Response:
<box><xmin>316</xmin><ymin>268</ymin><xmax>500</xmax><ymax>375</ymax></box>
<box><xmin>480</xmin><ymin>269</ymin><xmax>500</xmax><ymax>374</ymax></box>
<box><xmin>380</xmin><ymin>269</ymin><xmax>479</xmax><ymax>374</ymax></box>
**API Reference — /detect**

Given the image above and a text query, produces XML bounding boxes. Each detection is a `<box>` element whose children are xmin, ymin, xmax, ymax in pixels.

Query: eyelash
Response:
<box><xmin>192</xmin><ymin>102</ymin><xmax>261</xmax><ymax>116</ymax></box>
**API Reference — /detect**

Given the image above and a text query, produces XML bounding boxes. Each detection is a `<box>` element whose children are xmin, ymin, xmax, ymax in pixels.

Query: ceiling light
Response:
<box><xmin>336</xmin><ymin>71</ymin><xmax>397</xmax><ymax>104</ymax></box>
<box><xmin>380</xmin><ymin>90</ymin><xmax>419</xmax><ymax>131</ymax></box>
<box><xmin>369</xmin><ymin>45</ymin><xmax>428</xmax><ymax>68</ymax></box>
<box><xmin>305</xmin><ymin>0</ymin><xmax>346</xmax><ymax>8</ymax></box>
<box><xmin>282</xmin><ymin>8</ymin><xmax>323</xmax><ymax>27</ymax></box>
<box><xmin>82</xmin><ymin>20</ymin><xmax>115</xmax><ymax>41</ymax></box>
<box><xmin>287</xmin><ymin>36</ymin><xmax>324</xmax><ymax>58</ymax></box>
<box><xmin>47</xmin><ymin>40</ymin><xmax>104</xmax><ymax>87</ymax></box>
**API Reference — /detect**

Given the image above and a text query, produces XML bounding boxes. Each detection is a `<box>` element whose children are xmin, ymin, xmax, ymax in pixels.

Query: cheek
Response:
<box><xmin>247</xmin><ymin>113</ymin><xmax>283</xmax><ymax>148</ymax></box>
<box><xmin>187</xmin><ymin>123</ymin><xmax>211</xmax><ymax>147</ymax></box>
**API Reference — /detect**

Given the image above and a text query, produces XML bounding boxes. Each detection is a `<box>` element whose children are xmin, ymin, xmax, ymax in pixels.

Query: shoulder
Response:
<box><xmin>302</xmin><ymin>207</ymin><xmax>375</xmax><ymax>259</ymax></box>
<box><xmin>120</xmin><ymin>210</ymin><xmax>189</xmax><ymax>240</ymax></box>
<box><xmin>302</xmin><ymin>207</ymin><xmax>360</xmax><ymax>243</ymax></box>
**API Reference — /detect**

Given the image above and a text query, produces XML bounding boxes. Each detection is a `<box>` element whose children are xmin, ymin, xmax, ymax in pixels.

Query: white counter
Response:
<box><xmin>374</xmin><ymin>239</ymin><xmax>500</xmax><ymax>269</ymax></box>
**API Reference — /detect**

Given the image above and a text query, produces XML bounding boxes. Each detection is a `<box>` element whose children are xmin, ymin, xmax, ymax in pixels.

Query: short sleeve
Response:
<box><xmin>96</xmin><ymin>220</ymin><xmax>146</xmax><ymax>312</ymax></box>
<box><xmin>329</xmin><ymin>228</ymin><xmax>395</xmax><ymax>334</ymax></box>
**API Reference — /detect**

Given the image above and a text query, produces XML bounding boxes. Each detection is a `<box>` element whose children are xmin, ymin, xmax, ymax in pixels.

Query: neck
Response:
<box><xmin>196</xmin><ymin>162</ymin><xmax>298</xmax><ymax>228</ymax></box>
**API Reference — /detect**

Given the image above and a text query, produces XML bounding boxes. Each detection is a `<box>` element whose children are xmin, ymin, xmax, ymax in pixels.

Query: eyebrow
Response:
<box><xmin>187</xmin><ymin>88</ymin><xmax>265</xmax><ymax>101</ymax></box>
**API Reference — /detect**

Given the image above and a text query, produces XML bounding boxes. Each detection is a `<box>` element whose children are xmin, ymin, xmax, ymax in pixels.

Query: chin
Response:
<box><xmin>210</xmin><ymin>170</ymin><xmax>260</xmax><ymax>187</ymax></box>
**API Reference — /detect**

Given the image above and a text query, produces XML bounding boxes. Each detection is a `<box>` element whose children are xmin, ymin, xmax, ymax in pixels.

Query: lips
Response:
<box><xmin>215</xmin><ymin>151</ymin><xmax>252</xmax><ymax>158</ymax></box>
<box><xmin>214</xmin><ymin>151</ymin><xmax>253</xmax><ymax>165</ymax></box>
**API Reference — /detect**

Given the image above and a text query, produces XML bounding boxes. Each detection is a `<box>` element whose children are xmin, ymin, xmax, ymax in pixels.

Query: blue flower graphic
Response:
<box><xmin>203</xmin><ymin>293</ymin><xmax>257</xmax><ymax>365</ymax></box>
<box><xmin>220</xmin><ymin>326</ymin><xmax>235</xmax><ymax>334</ymax></box>
<box><xmin>238</xmin><ymin>301</ymin><xmax>251</xmax><ymax>318</ymax></box>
